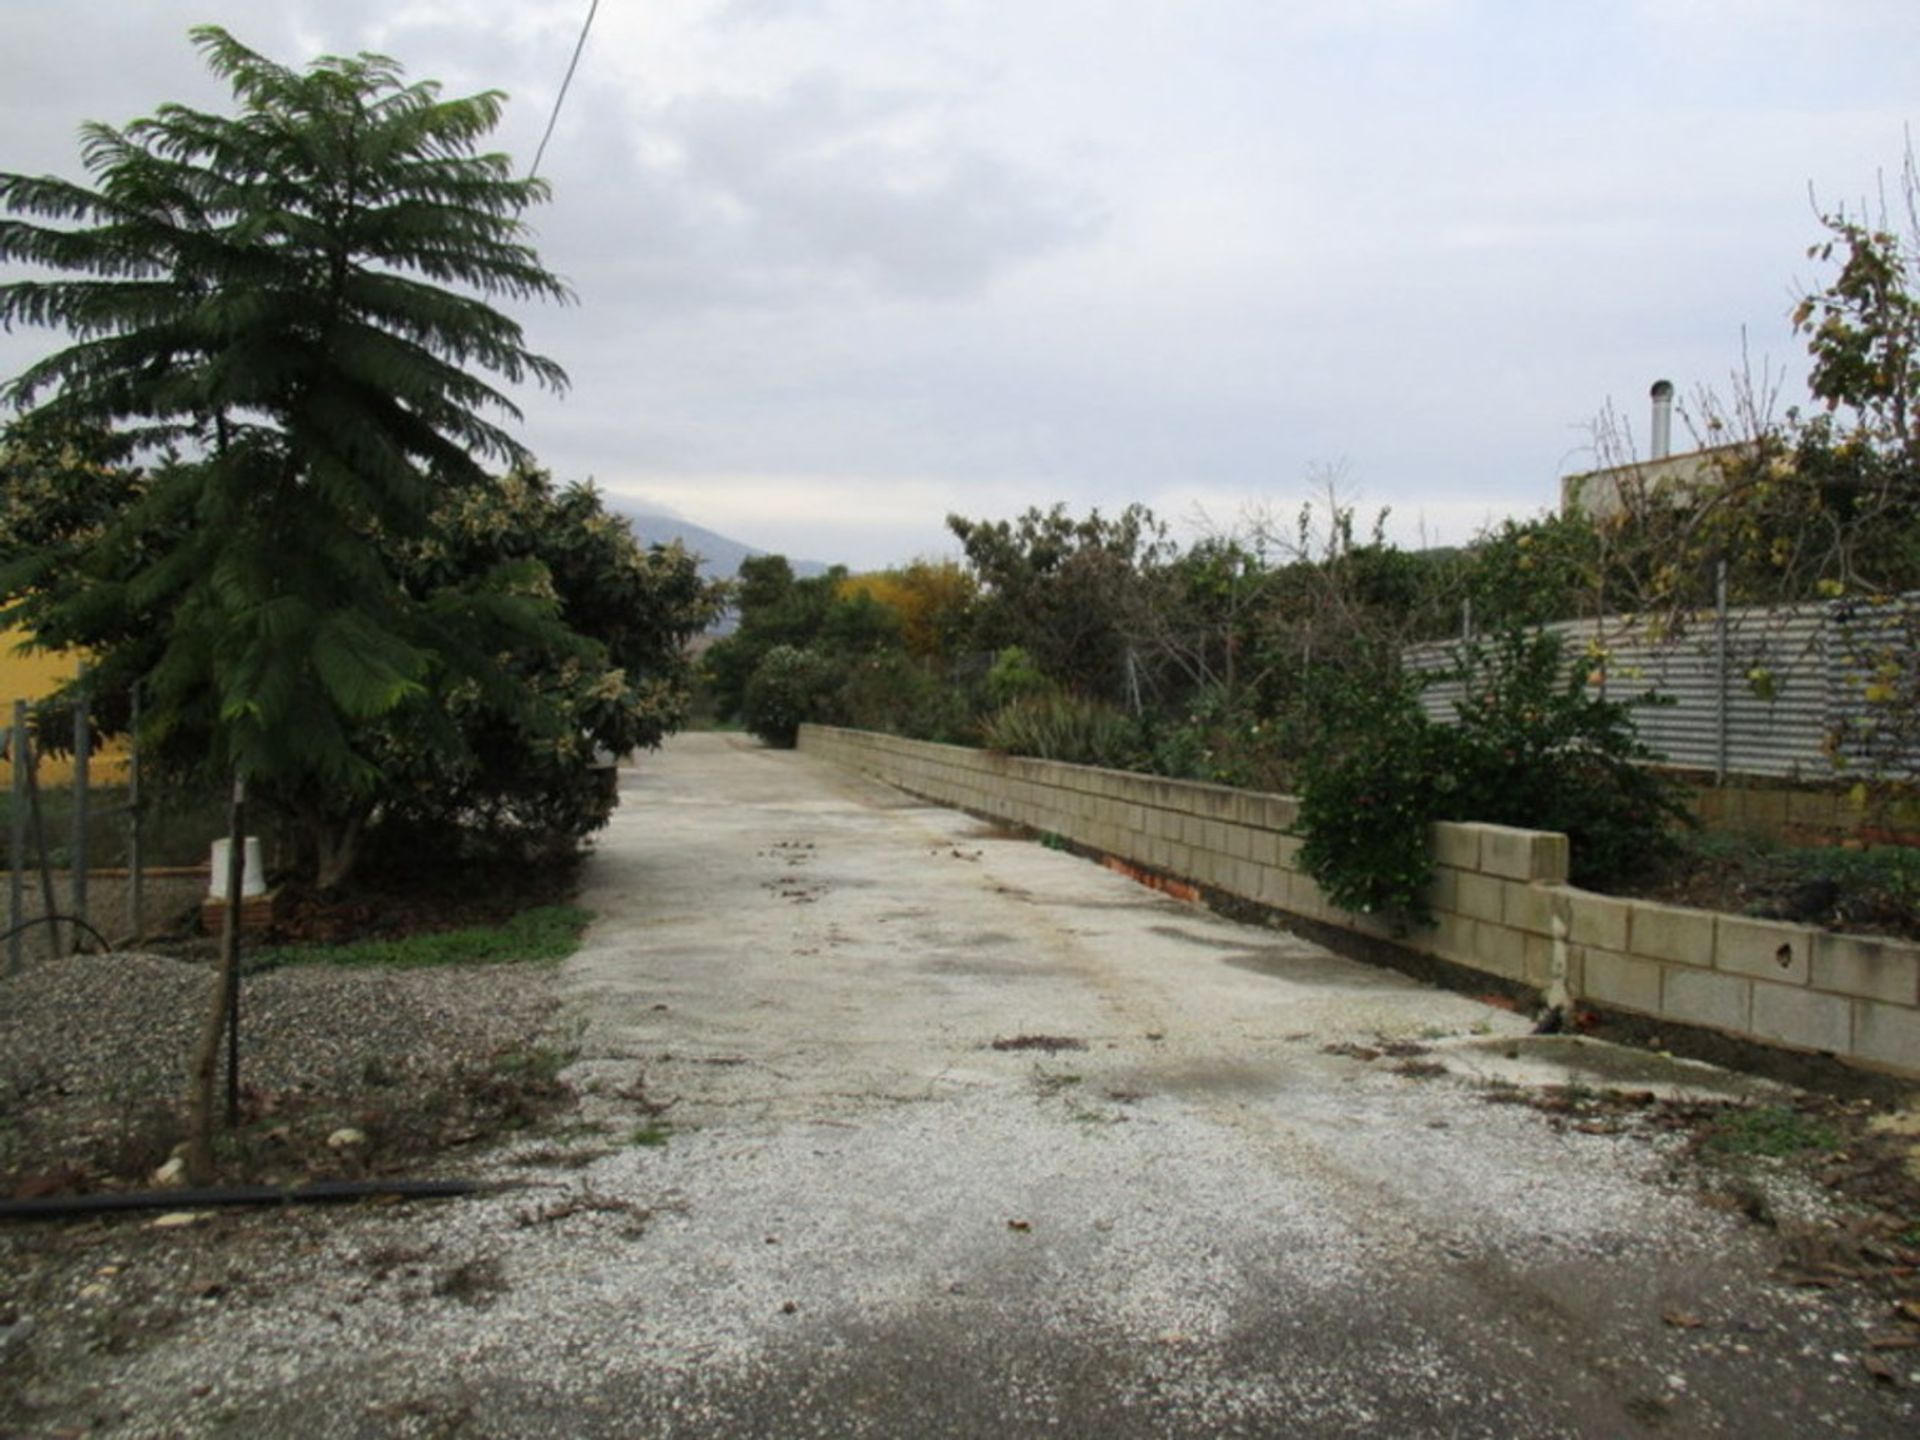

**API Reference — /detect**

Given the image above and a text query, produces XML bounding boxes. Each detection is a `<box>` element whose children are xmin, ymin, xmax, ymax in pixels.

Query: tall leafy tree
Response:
<box><xmin>0</xmin><ymin>26</ymin><xmax>572</xmax><ymax>862</ymax></box>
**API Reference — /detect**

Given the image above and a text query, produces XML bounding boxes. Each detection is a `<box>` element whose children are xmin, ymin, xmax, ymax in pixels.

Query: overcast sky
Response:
<box><xmin>3</xmin><ymin>1</ymin><xmax>1918</xmax><ymax>569</ymax></box>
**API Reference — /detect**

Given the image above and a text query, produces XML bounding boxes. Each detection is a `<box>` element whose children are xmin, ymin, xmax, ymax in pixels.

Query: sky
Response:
<box><xmin>2</xmin><ymin>1</ymin><xmax>1918</xmax><ymax>570</ymax></box>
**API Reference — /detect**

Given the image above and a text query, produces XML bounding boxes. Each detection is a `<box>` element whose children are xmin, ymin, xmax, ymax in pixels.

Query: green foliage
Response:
<box><xmin>948</xmin><ymin>503</ymin><xmax>1171</xmax><ymax>703</ymax></box>
<box><xmin>1142</xmin><ymin>684</ymin><xmax>1293</xmax><ymax>791</ymax></box>
<box><xmin>704</xmin><ymin>559</ymin><xmax>890</xmax><ymax>723</ymax></box>
<box><xmin>0</xmin><ymin>28</ymin><xmax>578</xmax><ymax>883</ymax></box>
<box><xmin>1295</xmin><ymin>670</ymin><xmax>1451</xmax><ymax>922</ymax></box>
<box><xmin>249</xmin><ymin>904</ymin><xmax>591</xmax><ymax>972</ymax></box>
<box><xmin>1704</xmin><ymin>1104</ymin><xmax>1841</xmax><ymax>1158</ymax></box>
<box><xmin>1444</xmin><ymin>630</ymin><xmax>1689</xmax><ymax>888</ymax></box>
<box><xmin>1296</xmin><ymin>631</ymin><xmax>1687</xmax><ymax>925</ymax></box>
<box><xmin>985</xmin><ymin>645</ymin><xmax>1052</xmax><ymax>708</ymax></box>
<box><xmin>367</xmin><ymin>469</ymin><xmax>714</xmax><ymax>868</ymax></box>
<box><xmin>743</xmin><ymin>645</ymin><xmax>840</xmax><ymax>748</ymax></box>
<box><xmin>981</xmin><ymin>693</ymin><xmax>1143</xmax><ymax>769</ymax></box>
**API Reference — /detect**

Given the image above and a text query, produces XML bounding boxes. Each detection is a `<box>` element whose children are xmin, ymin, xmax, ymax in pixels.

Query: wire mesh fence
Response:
<box><xmin>2</xmin><ymin>690</ymin><xmax>218</xmax><ymax>971</ymax></box>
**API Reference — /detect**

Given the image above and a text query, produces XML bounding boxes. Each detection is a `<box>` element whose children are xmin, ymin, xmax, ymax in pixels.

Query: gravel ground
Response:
<box><xmin>0</xmin><ymin>952</ymin><xmax>563</xmax><ymax>1187</ymax></box>
<box><xmin>1</xmin><ymin>736</ymin><xmax>1916</xmax><ymax>1438</ymax></box>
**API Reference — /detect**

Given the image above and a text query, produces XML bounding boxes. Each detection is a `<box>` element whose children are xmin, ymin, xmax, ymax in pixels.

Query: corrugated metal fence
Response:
<box><xmin>1404</xmin><ymin>593</ymin><xmax>1919</xmax><ymax>781</ymax></box>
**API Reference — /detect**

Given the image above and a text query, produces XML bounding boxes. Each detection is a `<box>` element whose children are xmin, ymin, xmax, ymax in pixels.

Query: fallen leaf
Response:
<box><xmin>1006</xmin><ymin>1219</ymin><xmax>1031</xmax><ymax>1232</ymax></box>
<box><xmin>1662</xmin><ymin>1309</ymin><xmax>1705</xmax><ymax>1329</ymax></box>
<box><xmin>1861</xmin><ymin>1353</ymin><xmax>1899</xmax><ymax>1384</ymax></box>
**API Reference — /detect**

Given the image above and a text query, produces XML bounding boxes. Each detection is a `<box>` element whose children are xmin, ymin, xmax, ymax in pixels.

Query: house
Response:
<box><xmin>1560</xmin><ymin>379</ymin><xmax>1755</xmax><ymax>521</ymax></box>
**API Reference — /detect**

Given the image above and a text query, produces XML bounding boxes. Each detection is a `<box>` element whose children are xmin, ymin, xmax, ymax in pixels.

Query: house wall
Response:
<box><xmin>798</xmin><ymin>724</ymin><xmax>1920</xmax><ymax>1080</ymax></box>
<box><xmin>0</xmin><ymin>627</ymin><xmax>130</xmax><ymax>787</ymax></box>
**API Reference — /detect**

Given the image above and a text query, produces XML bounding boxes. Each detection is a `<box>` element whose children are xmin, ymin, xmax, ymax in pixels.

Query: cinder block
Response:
<box><xmin>1288</xmin><ymin>872</ymin><xmax>1327</xmax><ymax>919</ymax></box>
<box><xmin>1455</xmin><ymin>871</ymin><xmax>1506</xmax><ymax>924</ymax></box>
<box><xmin>1424</xmin><ymin>866</ymin><xmax>1461</xmax><ymax>916</ymax></box>
<box><xmin>1263</xmin><ymin>796</ymin><xmax>1301</xmax><ymax>831</ymax></box>
<box><xmin>1630</xmin><ymin>902</ymin><xmax>1716</xmax><ymax>968</ymax></box>
<box><xmin>1431</xmin><ymin>913</ymin><xmax>1477</xmax><ymax>964</ymax></box>
<box><xmin>1751</xmin><ymin>983</ymin><xmax>1851</xmax><ymax>1054</ymax></box>
<box><xmin>1524</xmin><ymin>934</ymin><xmax>1581</xmax><ymax>993</ymax></box>
<box><xmin>1582</xmin><ymin>948</ymin><xmax>1662</xmax><ymax>1014</ymax></box>
<box><xmin>1472</xmin><ymin>922</ymin><xmax>1527</xmax><ymax>980</ymax></box>
<box><xmin>1812</xmin><ymin>933</ymin><xmax>1920</xmax><ymax>1004</ymax></box>
<box><xmin>1274</xmin><ymin>834</ymin><xmax>1304</xmax><ymax>872</ymax></box>
<box><xmin>1851</xmin><ymin>1000</ymin><xmax>1920</xmax><ymax>1074</ymax></box>
<box><xmin>1478</xmin><ymin>825</ymin><xmax>1570</xmax><ymax>883</ymax></box>
<box><xmin>1432</xmin><ymin>824</ymin><xmax>1481</xmax><ymax>871</ymax></box>
<box><xmin>1787</xmin><ymin>789</ymin><xmax>1838</xmax><ymax>829</ymax></box>
<box><xmin>1716</xmin><ymin>915</ymin><xmax>1811</xmax><ymax>986</ymax></box>
<box><xmin>1566</xmin><ymin>893</ymin><xmax>1632</xmax><ymax>952</ymax></box>
<box><xmin>1663</xmin><ymin>967</ymin><xmax>1753</xmax><ymax>1033</ymax></box>
<box><xmin>1257</xmin><ymin>866</ymin><xmax>1289</xmax><ymax>908</ymax></box>
<box><xmin>1227</xmin><ymin>825</ymin><xmax>1255</xmax><ymax>862</ymax></box>
<box><xmin>1503</xmin><ymin>882</ymin><xmax>1558</xmax><ymax>935</ymax></box>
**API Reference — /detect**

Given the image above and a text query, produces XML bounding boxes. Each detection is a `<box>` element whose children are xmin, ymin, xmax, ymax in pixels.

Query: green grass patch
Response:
<box><xmin>1704</xmin><ymin>1104</ymin><xmax>1842</xmax><ymax>1159</ymax></box>
<box><xmin>250</xmin><ymin>903</ymin><xmax>592</xmax><ymax>972</ymax></box>
<box><xmin>629</xmin><ymin>1122</ymin><xmax>674</xmax><ymax>1147</ymax></box>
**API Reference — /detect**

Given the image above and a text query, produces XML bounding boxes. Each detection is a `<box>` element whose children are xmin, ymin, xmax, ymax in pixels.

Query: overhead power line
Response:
<box><xmin>530</xmin><ymin>0</ymin><xmax>602</xmax><ymax>180</ymax></box>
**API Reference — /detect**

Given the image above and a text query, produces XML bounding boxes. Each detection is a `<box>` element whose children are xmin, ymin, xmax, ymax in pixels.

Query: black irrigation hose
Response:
<box><xmin>0</xmin><ymin>1177</ymin><xmax>492</xmax><ymax>1221</ymax></box>
<box><xmin>0</xmin><ymin>913</ymin><xmax>115</xmax><ymax>952</ymax></box>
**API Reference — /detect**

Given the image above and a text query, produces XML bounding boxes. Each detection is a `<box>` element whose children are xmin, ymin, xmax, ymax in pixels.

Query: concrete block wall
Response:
<box><xmin>798</xmin><ymin>725</ymin><xmax>1920</xmax><ymax>1080</ymax></box>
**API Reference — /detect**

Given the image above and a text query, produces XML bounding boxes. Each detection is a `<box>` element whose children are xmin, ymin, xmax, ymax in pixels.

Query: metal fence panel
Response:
<box><xmin>1404</xmin><ymin>595</ymin><xmax>1915</xmax><ymax>782</ymax></box>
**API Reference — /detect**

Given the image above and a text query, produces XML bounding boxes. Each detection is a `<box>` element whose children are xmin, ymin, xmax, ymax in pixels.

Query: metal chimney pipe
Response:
<box><xmin>1650</xmin><ymin>379</ymin><xmax>1674</xmax><ymax>460</ymax></box>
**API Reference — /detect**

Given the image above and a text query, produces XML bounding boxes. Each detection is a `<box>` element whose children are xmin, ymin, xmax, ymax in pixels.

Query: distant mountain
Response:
<box><xmin>605</xmin><ymin>500</ymin><xmax>832</xmax><ymax>584</ymax></box>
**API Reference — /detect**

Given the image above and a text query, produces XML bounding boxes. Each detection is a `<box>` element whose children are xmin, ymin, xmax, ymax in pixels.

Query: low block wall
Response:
<box><xmin>799</xmin><ymin>725</ymin><xmax>1920</xmax><ymax>1081</ymax></box>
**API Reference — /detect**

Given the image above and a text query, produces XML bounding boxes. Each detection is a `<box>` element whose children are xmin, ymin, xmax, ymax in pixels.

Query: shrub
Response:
<box><xmin>981</xmin><ymin>693</ymin><xmax>1143</xmax><ymax>769</ymax></box>
<box><xmin>1295</xmin><ymin>671</ymin><xmax>1451</xmax><ymax>922</ymax></box>
<box><xmin>985</xmin><ymin>645</ymin><xmax>1053</xmax><ymax>708</ymax></box>
<box><xmin>743</xmin><ymin>645</ymin><xmax>840</xmax><ymax>748</ymax></box>
<box><xmin>1296</xmin><ymin>630</ymin><xmax>1688</xmax><ymax>927</ymax></box>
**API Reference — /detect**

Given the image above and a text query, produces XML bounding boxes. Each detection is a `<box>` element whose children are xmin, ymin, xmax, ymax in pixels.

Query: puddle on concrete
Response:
<box><xmin>1442</xmin><ymin>1034</ymin><xmax>1789</xmax><ymax>1101</ymax></box>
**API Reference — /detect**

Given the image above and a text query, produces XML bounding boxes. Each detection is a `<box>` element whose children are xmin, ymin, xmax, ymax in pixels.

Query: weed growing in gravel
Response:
<box><xmin>1705</xmin><ymin>1104</ymin><xmax>1843</xmax><ymax>1158</ymax></box>
<box><xmin>249</xmin><ymin>904</ymin><xmax>592</xmax><ymax>972</ymax></box>
<box><xmin>630</xmin><ymin>1123</ymin><xmax>674</xmax><ymax>1147</ymax></box>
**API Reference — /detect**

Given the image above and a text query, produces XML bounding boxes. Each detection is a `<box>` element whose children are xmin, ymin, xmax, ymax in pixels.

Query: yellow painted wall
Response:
<box><xmin>0</xmin><ymin>626</ymin><xmax>131</xmax><ymax>787</ymax></box>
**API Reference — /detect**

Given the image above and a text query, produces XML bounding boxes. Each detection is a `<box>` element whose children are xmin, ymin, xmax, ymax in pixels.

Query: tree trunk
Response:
<box><xmin>185</xmin><ymin>777</ymin><xmax>246</xmax><ymax>1185</ymax></box>
<box><xmin>313</xmin><ymin>806</ymin><xmax>367</xmax><ymax>892</ymax></box>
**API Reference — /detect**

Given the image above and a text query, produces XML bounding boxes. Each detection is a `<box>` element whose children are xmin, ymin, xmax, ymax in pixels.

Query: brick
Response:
<box><xmin>1431</xmin><ymin>824</ymin><xmax>1481</xmax><ymax>871</ymax></box>
<box><xmin>1663</xmin><ymin>967</ymin><xmax>1753</xmax><ymax>1033</ymax></box>
<box><xmin>1751</xmin><ymin>984</ymin><xmax>1851</xmax><ymax>1054</ymax></box>
<box><xmin>1479</xmin><ymin>825</ymin><xmax>1570</xmax><ymax>883</ymax></box>
<box><xmin>1455</xmin><ymin>871</ymin><xmax>1506</xmax><ymax>924</ymax></box>
<box><xmin>1629</xmin><ymin>901</ymin><xmax>1715</xmax><ymax>968</ymax></box>
<box><xmin>1582</xmin><ymin>949</ymin><xmax>1662</xmax><ymax>1014</ymax></box>
<box><xmin>1566</xmin><ymin>893</ymin><xmax>1631</xmax><ymax>952</ymax></box>
<box><xmin>1715</xmin><ymin>915</ymin><xmax>1811</xmax><ymax>986</ymax></box>
<box><xmin>1811</xmin><ymin>933</ymin><xmax>1920</xmax><ymax>1004</ymax></box>
<box><xmin>1851</xmin><ymin>1001</ymin><xmax>1920</xmax><ymax>1074</ymax></box>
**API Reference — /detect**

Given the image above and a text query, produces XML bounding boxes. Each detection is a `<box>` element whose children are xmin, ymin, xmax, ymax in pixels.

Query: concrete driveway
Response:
<box><xmin>47</xmin><ymin>732</ymin><xmax>1914</xmax><ymax>1437</ymax></box>
<box><xmin>538</xmin><ymin>734</ymin><xmax>1913</xmax><ymax>1437</ymax></box>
